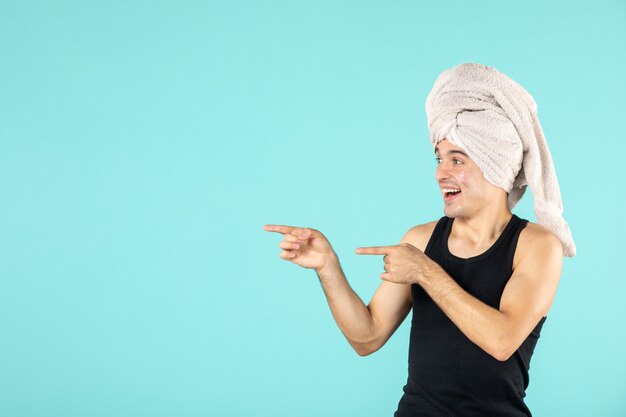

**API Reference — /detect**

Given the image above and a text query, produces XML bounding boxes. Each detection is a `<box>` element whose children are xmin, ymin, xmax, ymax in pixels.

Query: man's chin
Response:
<box><xmin>443</xmin><ymin>206</ymin><xmax>467</xmax><ymax>219</ymax></box>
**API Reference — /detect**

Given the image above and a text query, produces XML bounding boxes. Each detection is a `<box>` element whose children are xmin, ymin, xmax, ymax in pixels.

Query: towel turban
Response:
<box><xmin>425</xmin><ymin>63</ymin><xmax>576</xmax><ymax>257</ymax></box>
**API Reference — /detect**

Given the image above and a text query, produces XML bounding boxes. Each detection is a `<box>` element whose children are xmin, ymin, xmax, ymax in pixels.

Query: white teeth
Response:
<box><xmin>442</xmin><ymin>188</ymin><xmax>461</xmax><ymax>193</ymax></box>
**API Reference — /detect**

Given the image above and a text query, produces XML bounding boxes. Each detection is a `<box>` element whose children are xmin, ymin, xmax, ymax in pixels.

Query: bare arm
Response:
<box><xmin>265</xmin><ymin>223</ymin><xmax>433</xmax><ymax>356</ymax></box>
<box><xmin>356</xmin><ymin>224</ymin><xmax>563</xmax><ymax>361</ymax></box>
<box><xmin>416</xmin><ymin>226</ymin><xmax>563</xmax><ymax>361</ymax></box>
<box><xmin>315</xmin><ymin>255</ymin><xmax>411</xmax><ymax>356</ymax></box>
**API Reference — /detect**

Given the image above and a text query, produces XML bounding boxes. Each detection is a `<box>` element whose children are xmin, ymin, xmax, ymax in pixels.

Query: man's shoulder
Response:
<box><xmin>400</xmin><ymin>220</ymin><xmax>440</xmax><ymax>252</ymax></box>
<box><xmin>519</xmin><ymin>220</ymin><xmax>562</xmax><ymax>249</ymax></box>
<box><xmin>516</xmin><ymin>220</ymin><xmax>564</xmax><ymax>266</ymax></box>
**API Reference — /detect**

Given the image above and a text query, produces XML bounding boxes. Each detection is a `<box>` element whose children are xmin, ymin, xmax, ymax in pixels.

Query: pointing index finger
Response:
<box><xmin>263</xmin><ymin>224</ymin><xmax>295</xmax><ymax>234</ymax></box>
<box><xmin>355</xmin><ymin>246</ymin><xmax>395</xmax><ymax>255</ymax></box>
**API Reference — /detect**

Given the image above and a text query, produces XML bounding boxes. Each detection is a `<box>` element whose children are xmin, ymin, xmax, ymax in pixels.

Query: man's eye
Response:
<box><xmin>454</xmin><ymin>159</ymin><xmax>462</xmax><ymax>165</ymax></box>
<box><xmin>435</xmin><ymin>157</ymin><xmax>442</xmax><ymax>164</ymax></box>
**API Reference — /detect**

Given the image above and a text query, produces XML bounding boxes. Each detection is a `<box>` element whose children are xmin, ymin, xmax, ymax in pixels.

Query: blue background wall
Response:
<box><xmin>1</xmin><ymin>1</ymin><xmax>624</xmax><ymax>415</ymax></box>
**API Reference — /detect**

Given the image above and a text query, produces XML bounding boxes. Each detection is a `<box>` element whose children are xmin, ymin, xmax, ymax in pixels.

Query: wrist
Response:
<box><xmin>416</xmin><ymin>258</ymin><xmax>439</xmax><ymax>287</ymax></box>
<box><xmin>316</xmin><ymin>252</ymin><xmax>339</xmax><ymax>277</ymax></box>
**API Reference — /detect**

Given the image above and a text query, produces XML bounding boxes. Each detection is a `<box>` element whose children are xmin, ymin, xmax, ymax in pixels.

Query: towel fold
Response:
<box><xmin>425</xmin><ymin>63</ymin><xmax>576</xmax><ymax>257</ymax></box>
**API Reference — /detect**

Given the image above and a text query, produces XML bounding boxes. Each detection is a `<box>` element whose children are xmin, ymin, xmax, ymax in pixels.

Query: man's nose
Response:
<box><xmin>435</xmin><ymin>162</ymin><xmax>449</xmax><ymax>181</ymax></box>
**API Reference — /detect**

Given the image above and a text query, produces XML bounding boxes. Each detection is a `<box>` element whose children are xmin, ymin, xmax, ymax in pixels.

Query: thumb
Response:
<box><xmin>292</xmin><ymin>227</ymin><xmax>315</xmax><ymax>240</ymax></box>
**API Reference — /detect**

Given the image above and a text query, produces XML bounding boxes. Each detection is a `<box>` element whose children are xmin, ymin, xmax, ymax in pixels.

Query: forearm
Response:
<box><xmin>418</xmin><ymin>262</ymin><xmax>517</xmax><ymax>361</ymax></box>
<box><xmin>315</xmin><ymin>254</ymin><xmax>376</xmax><ymax>353</ymax></box>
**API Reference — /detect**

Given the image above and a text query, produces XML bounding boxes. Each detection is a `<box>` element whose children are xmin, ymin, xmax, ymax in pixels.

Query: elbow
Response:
<box><xmin>486</xmin><ymin>340</ymin><xmax>518</xmax><ymax>362</ymax></box>
<box><xmin>355</xmin><ymin>347</ymin><xmax>373</xmax><ymax>357</ymax></box>
<box><xmin>486</xmin><ymin>323</ymin><xmax>542</xmax><ymax>361</ymax></box>
<box><xmin>350</xmin><ymin>339</ymin><xmax>381</xmax><ymax>357</ymax></box>
<box><xmin>491</xmin><ymin>348</ymin><xmax>515</xmax><ymax>362</ymax></box>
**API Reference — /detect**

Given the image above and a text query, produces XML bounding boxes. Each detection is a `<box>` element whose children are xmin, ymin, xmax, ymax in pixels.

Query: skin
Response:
<box><xmin>264</xmin><ymin>139</ymin><xmax>563</xmax><ymax>361</ymax></box>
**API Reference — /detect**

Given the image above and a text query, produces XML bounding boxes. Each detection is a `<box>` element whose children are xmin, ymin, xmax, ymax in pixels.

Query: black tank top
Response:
<box><xmin>394</xmin><ymin>214</ymin><xmax>545</xmax><ymax>417</ymax></box>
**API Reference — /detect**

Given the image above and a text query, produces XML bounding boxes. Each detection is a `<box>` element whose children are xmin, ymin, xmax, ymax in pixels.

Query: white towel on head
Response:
<box><xmin>425</xmin><ymin>62</ymin><xmax>576</xmax><ymax>257</ymax></box>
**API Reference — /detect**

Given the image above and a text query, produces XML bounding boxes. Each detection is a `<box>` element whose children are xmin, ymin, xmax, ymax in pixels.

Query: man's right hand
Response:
<box><xmin>264</xmin><ymin>224</ymin><xmax>337</xmax><ymax>272</ymax></box>
<box><xmin>264</xmin><ymin>222</ymin><xmax>427</xmax><ymax>356</ymax></box>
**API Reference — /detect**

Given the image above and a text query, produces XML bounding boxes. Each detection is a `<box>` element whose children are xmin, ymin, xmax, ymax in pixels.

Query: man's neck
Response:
<box><xmin>450</xmin><ymin>209</ymin><xmax>513</xmax><ymax>247</ymax></box>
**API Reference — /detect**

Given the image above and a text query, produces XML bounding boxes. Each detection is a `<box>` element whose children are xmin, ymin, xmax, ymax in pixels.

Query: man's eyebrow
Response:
<box><xmin>434</xmin><ymin>147</ymin><xmax>469</xmax><ymax>157</ymax></box>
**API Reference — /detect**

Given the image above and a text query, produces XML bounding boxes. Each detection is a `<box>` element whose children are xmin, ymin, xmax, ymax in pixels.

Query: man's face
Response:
<box><xmin>434</xmin><ymin>139</ymin><xmax>504</xmax><ymax>218</ymax></box>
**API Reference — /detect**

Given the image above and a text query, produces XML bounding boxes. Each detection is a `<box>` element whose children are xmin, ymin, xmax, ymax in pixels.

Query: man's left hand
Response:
<box><xmin>355</xmin><ymin>243</ymin><xmax>433</xmax><ymax>284</ymax></box>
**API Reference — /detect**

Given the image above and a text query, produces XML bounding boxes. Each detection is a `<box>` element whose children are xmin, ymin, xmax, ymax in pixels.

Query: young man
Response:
<box><xmin>264</xmin><ymin>63</ymin><xmax>575</xmax><ymax>416</ymax></box>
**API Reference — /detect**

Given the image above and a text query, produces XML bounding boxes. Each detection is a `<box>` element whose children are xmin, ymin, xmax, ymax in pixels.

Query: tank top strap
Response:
<box><xmin>504</xmin><ymin>215</ymin><xmax>529</xmax><ymax>270</ymax></box>
<box><xmin>424</xmin><ymin>216</ymin><xmax>450</xmax><ymax>257</ymax></box>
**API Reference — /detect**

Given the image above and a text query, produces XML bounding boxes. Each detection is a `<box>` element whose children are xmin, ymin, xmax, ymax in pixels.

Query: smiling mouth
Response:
<box><xmin>443</xmin><ymin>189</ymin><xmax>461</xmax><ymax>201</ymax></box>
